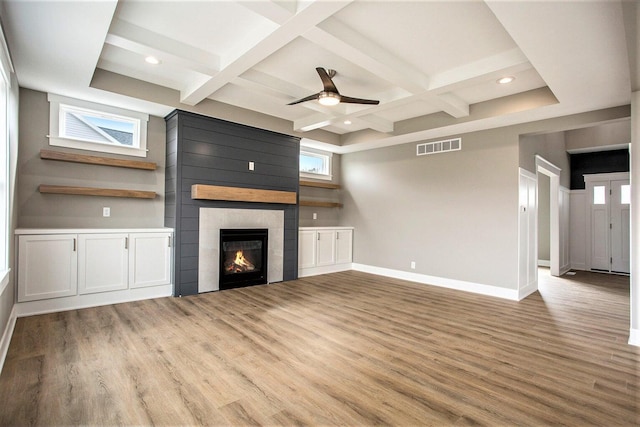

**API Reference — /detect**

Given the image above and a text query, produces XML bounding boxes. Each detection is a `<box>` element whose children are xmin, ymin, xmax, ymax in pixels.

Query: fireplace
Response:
<box><xmin>219</xmin><ymin>228</ymin><xmax>268</xmax><ymax>290</ymax></box>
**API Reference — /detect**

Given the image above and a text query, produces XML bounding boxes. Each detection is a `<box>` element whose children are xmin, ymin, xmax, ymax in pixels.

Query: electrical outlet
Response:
<box><xmin>103</xmin><ymin>207</ymin><xmax>110</xmax><ymax>217</ymax></box>
<box><xmin>313</xmin><ymin>212</ymin><xmax>317</xmax><ymax>220</ymax></box>
<box><xmin>248</xmin><ymin>161</ymin><xmax>255</xmax><ymax>171</ymax></box>
<box><xmin>410</xmin><ymin>261</ymin><xmax>416</xmax><ymax>269</ymax></box>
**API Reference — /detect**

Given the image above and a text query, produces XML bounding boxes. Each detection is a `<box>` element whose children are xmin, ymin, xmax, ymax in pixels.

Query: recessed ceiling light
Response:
<box><xmin>145</xmin><ymin>56</ymin><xmax>160</xmax><ymax>65</ymax></box>
<box><xmin>497</xmin><ymin>76</ymin><xmax>515</xmax><ymax>84</ymax></box>
<box><xmin>344</xmin><ymin>120</ymin><xmax>352</xmax><ymax>125</ymax></box>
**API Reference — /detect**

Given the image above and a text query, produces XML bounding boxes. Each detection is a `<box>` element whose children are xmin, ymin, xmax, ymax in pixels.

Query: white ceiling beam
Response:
<box><xmin>428</xmin><ymin>92</ymin><xmax>470</xmax><ymax>118</ymax></box>
<box><xmin>428</xmin><ymin>48</ymin><xmax>531</xmax><ymax>93</ymax></box>
<box><xmin>106</xmin><ymin>19</ymin><xmax>220</xmax><ymax>76</ymax></box>
<box><xmin>180</xmin><ymin>0</ymin><xmax>353</xmax><ymax>106</ymax></box>
<box><xmin>296</xmin><ymin>113</ymin><xmax>336</xmax><ymax>132</ymax></box>
<box><xmin>355</xmin><ymin>115</ymin><xmax>394</xmax><ymax>133</ymax></box>
<box><xmin>304</xmin><ymin>17</ymin><xmax>430</xmax><ymax>94</ymax></box>
<box><xmin>238</xmin><ymin>0</ymin><xmax>295</xmax><ymax>24</ymax></box>
<box><xmin>241</xmin><ymin>69</ymin><xmax>310</xmax><ymax>100</ymax></box>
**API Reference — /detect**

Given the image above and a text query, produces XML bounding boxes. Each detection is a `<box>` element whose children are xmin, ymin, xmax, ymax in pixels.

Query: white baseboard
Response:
<box><xmin>570</xmin><ymin>262</ymin><xmax>586</xmax><ymax>271</ymax></box>
<box><xmin>0</xmin><ymin>304</ymin><xmax>17</xmax><ymax>375</ymax></box>
<box><xmin>15</xmin><ymin>284</ymin><xmax>173</xmax><ymax>318</ymax></box>
<box><xmin>538</xmin><ymin>259</ymin><xmax>551</xmax><ymax>267</ymax></box>
<box><xmin>629</xmin><ymin>328</ymin><xmax>640</xmax><ymax>347</ymax></box>
<box><xmin>298</xmin><ymin>263</ymin><xmax>353</xmax><ymax>278</ymax></box>
<box><xmin>352</xmin><ymin>263</ymin><xmax>519</xmax><ymax>301</ymax></box>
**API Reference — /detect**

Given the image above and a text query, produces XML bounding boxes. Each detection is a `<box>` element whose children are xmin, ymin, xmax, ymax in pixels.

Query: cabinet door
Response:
<box><xmin>78</xmin><ymin>234</ymin><xmax>129</xmax><ymax>295</ymax></box>
<box><xmin>298</xmin><ymin>230</ymin><xmax>317</xmax><ymax>269</ymax></box>
<box><xmin>316</xmin><ymin>229</ymin><xmax>337</xmax><ymax>266</ymax></box>
<box><xmin>18</xmin><ymin>234</ymin><xmax>78</xmax><ymax>302</ymax></box>
<box><xmin>129</xmin><ymin>233</ymin><xmax>172</xmax><ymax>288</ymax></box>
<box><xmin>335</xmin><ymin>229</ymin><xmax>353</xmax><ymax>264</ymax></box>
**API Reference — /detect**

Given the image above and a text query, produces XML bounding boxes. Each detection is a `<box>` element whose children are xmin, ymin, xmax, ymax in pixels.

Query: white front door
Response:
<box><xmin>587</xmin><ymin>174</ymin><xmax>630</xmax><ymax>274</ymax></box>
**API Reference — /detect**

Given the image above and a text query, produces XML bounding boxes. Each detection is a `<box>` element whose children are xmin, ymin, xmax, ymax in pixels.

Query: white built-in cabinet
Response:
<box><xmin>299</xmin><ymin>227</ymin><xmax>353</xmax><ymax>277</ymax></box>
<box><xmin>78</xmin><ymin>233</ymin><xmax>129</xmax><ymax>295</ymax></box>
<box><xmin>18</xmin><ymin>234</ymin><xmax>78</xmax><ymax>301</ymax></box>
<box><xmin>16</xmin><ymin>229</ymin><xmax>173</xmax><ymax>307</ymax></box>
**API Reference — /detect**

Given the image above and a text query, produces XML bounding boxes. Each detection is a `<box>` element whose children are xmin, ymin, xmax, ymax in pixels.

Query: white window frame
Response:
<box><xmin>48</xmin><ymin>94</ymin><xmax>149</xmax><ymax>158</ymax></box>
<box><xmin>0</xmin><ymin>23</ymin><xmax>12</xmax><ymax>292</ymax></box>
<box><xmin>300</xmin><ymin>147</ymin><xmax>332</xmax><ymax>181</ymax></box>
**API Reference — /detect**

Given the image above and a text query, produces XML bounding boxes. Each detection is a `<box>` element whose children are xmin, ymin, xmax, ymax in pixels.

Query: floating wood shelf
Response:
<box><xmin>191</xmin><ymin>184</ymin><xmax>297</xmax><ymax>204</ymax></box>
<box><xmin>299</xmin><ymin>200</ymin><xmax>343</xmax><ymax>208</ymax></box>
<box><xmin>39</xmin><ymin>185</ymin><xmax>156</xmax><ymax>199</ymax></box>
<box><xmin>40</xmin><ymin>149</ymin><xmax>157</xmax><ymax>171</ymax></box>
<box><xmin>299</xmin><ymin>180</ymin><xmax>341</xmax><ymax>190</ymax></box>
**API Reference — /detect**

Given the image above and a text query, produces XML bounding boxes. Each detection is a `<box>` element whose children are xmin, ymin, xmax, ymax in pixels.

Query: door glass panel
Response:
<box><xmin>621</xmin><ymin>184</ymin><xmax>630</xmax><ymax>205</ymax></box>
<box><xmin>593</xmin><ymin>185</ymin><xmax>606</xmax><ymax>205</ymax></box>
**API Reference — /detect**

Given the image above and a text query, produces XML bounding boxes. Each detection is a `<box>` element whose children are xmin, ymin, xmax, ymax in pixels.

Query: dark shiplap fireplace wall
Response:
<box><xmin>164</xmin><ymin>110</ymin><xmax>300</xmax><ymax>296</ymax></box>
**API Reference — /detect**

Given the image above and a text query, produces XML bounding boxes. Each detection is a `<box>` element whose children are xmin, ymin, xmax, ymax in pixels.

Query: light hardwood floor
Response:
<box><xmin>0</xmin><ymin>269</ymin><xmax>638</xmax><ymax>426</ymax></box>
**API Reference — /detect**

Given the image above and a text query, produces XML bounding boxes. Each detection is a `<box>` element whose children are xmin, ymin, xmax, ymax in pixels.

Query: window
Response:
<box><xmin>48</xmin><ymin>94</ymin><xmax>149</xmax><ymax>157</ymax></box>
<box><xmin>0</xmin><ymin>24</ymin><xmax>11</xmax><ymax>286</ymax></box>
<box><xmin>621</xmin><ymin>184</ymin><xmax>630</xmax><ymax>205</ymax></box>
<box><xmin>300</xmin><ymin>148</ymin><xmax>332</xmax><ymax>180</ymax></box>
<box><xmin>593</xmin><ymin>185</ymin><xmax>606</xmax><ymax>205</ymax></box>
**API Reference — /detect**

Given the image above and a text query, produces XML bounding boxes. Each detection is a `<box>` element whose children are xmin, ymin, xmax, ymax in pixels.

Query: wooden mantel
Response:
<box><xmin>191</xmin><ymin>184</ymin><xmax>297</xmax><ymax>204</ymax></box>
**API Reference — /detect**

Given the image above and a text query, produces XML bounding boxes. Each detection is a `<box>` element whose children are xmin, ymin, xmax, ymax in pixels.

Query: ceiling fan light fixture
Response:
<box><xmin>318</xmin><ymin>91</ymin><xmax>340</xmax><ymax>106</ymax></box>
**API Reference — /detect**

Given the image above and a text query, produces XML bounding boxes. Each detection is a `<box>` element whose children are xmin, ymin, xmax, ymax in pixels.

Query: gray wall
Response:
<box><xmin>519</xmin><ymin>131</ymin><xmax>571</xmax><ymax>188</ymax></box>
<box><xmin>538</xmin><ymin>173</ymin><xmax>551</xmax><ymax>262</ymax></box>
<box><xmin>565</xmin><ymin>120</ymin><xmax>630</xmax><ymax>152</ymax></box>
<box><xmin>17</xmin><ymin>88</ymin><xmax>166</xmax><ymax>228</ymax></box>
<box><xmin>340</xmin><ymin>107</ymin><xmax>630</xmax><ymax>291</ymax></box>
<box><xmin>341</xmin><ymin>126</ymin><xmax>520</xmax><ymax>289</ymax></box>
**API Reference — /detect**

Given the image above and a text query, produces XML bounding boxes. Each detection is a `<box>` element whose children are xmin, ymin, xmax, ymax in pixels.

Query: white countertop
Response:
<box><xmin>15</xmin><ymin>228</ymin><xmax>174</xmax><ymax>235</ymax></box>
<box><xmin>299</xmin><ymin>226</ymin><xmax>354</xmax><ymax>230</ymax></box>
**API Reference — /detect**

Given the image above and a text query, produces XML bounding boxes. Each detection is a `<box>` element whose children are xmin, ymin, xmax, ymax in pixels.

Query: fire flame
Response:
<box><xmin>226</xmin><ymin>250</ymin><xmax>255</xmax><ymax>273</ymax></box>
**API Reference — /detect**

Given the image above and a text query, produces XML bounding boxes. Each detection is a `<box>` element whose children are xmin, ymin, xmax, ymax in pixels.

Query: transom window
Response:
<box><xmin>48</xmin><ymin>94</ymin><xmax>149</xmax><ymax>157</ymax></box>
<box><xmin>300</xmin><ymin>148</ymin><xmax>332</xmax><ymax>180</ymax></box>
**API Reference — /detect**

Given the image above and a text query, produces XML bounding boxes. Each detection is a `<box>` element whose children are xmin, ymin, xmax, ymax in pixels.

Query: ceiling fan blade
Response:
<box><xmin>316</xmin><ymin>67</ymin><xmax>339</xmax><ymax>93</ymax></box>
<box><xmin>287</xmin><ymin>93</ymin><xmax>320</xmax><ymax>105</ymax></box>
<box><xmin>339</xmin><ymin>95</ymin><xmax>380</xmax><ymax>105</ymax></box>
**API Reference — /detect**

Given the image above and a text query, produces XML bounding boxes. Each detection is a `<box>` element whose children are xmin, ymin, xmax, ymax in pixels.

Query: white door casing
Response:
<box><xmin>536</xmin><ymin>155</ymin><xmax>562</xmax><ymax>276</ymax></box>
<box><xmin>611</xmin><ymin>180</ymin><xmax>631</xmax><ymax>274</ymax></box>
<box><xmin>518</xmin><ymin>168</ymin><xmax>537</xmax><ymax>299</ymax></box>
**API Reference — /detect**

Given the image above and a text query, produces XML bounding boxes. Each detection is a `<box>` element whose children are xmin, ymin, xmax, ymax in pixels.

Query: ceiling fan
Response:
<box><xmin>288</xmin><ymin>67</ymin><xmax>380</xmax><ymax>107</ymax></box>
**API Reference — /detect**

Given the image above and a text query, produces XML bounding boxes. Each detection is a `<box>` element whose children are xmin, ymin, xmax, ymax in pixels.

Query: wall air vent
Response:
<box><xmin>416</xmin><ymin>138</ymin><xmax>461</xmax><ymax>156</ymax></box>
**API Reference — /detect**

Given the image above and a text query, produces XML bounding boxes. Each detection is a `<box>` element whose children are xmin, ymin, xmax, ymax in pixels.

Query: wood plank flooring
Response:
<box><xmin>0</xmin><ymin>269</ymin><xmax>638</xmax><ymax>426</ymax></box>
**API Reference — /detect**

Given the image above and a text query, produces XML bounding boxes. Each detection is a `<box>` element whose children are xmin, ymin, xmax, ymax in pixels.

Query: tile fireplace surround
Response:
<box><xmin>198</xmin><ymin>208</ymin><xmax>284</xmax><ymax>293</ymax></box>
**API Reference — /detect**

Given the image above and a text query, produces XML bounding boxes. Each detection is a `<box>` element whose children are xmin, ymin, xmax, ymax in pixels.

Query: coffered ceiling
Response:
<box><xmin>0</xmin><ymin>0</ymin><xmax>635</xmax><ymax>153</ymax></box>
